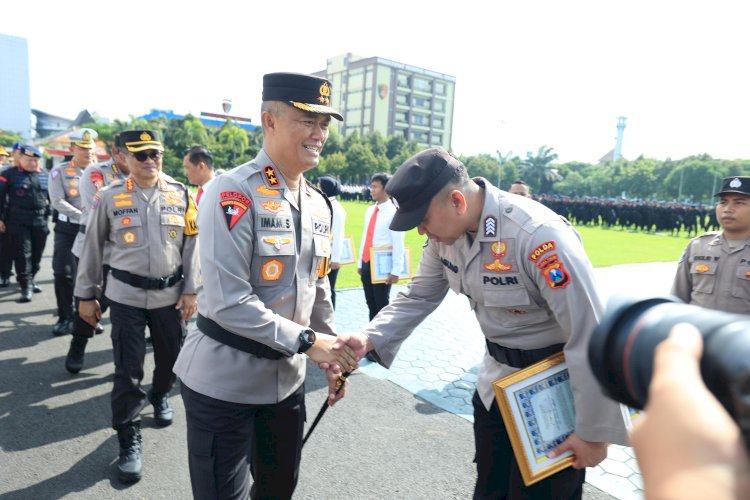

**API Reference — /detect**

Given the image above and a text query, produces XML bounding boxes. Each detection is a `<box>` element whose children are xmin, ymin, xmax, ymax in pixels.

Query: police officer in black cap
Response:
<box><xmin>173</xmin><ymin>72</ymin><xmax>356</xmax><ymax>500</ymax></box>
<box><xmin>672</xmin><ymin>176</ymin><xmax>750</xmax><ymax>313</ymax></box>
<box><xmin>0</xmin><ymin>144</ymin><xmax>50</xmax><ymax>302</ymax></box>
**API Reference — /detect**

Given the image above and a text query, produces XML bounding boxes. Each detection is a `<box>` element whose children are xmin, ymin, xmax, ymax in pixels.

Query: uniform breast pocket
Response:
<box><xmin>311</xmin><ymin>235</ymin><xmax>331</xmax><ymax>281</ymax></box>
<box><xmin>483</xmin><ymin>285</ymin><xmax>551</xmax><ymax>327</ymax></box>
<box><xmin>690</xmin><ymin>261</ymin><xmax>717</xmax><ymax>295</ymax></box>
<box><xmin>161</xmin><ymin>214</ymin><xmax>185</xmax><ymax>246</ymax></box>
<box><xmin>252</xmin><ymin>231</ymin><xmax>295</xmax><ymax>287</ymax></box>
<box><xmin>731</xmin><ymin>267</ymin><xmax>750</xmax><ymax>300</ymax></box>
<box><xmin>113</xmin><ymin>215</ymin><xmax>145</xmax><ymax>248</ymax></box>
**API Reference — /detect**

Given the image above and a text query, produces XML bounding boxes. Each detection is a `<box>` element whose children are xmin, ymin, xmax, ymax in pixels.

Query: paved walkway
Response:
<box><xmin>335</xmin><ymin>261</ymin><xmax>680</xmax><ymax>500</ymax></box>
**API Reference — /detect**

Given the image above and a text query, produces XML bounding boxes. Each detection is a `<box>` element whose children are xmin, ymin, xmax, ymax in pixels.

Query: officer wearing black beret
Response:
<box><xmin>336</xmin><ymin>147</ymin><xmax>629</xmax><ymax>499</ymax></box>
<box><xmin>0</xmin><ymin>144</ymin><xmax>50</xmax><ymax>302</ymax></box>
<box><xmin>174</xmin><ymin>72</ymin><xmax>356</xmax><ymax>499</ymax></box>
<box><xmin>673</xmin><ymin>176</ymin><xmax>750</xmax><ymax>313</ymax></box>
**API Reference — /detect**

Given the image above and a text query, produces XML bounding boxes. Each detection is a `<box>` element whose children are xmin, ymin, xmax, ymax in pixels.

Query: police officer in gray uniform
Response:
<box><xmin>672</xmin><ymin>176</ymin><xmax>750</xmax><ymax>313</ymax></box>
<box><xmin>49</xmin><ymin>128</ymin><xmax>98</xmax><ymax>336</ymax></box>
<box><xmin>66</xmin><ymin>133</ymin><xmax>130</xmax><ymax>373</ymax></box>
<box><xmin>75</xmin><ymin>129</ymin><xmax>199</xmax><ymax>483</ymax></box>
<box><xmin>173</xmin><ymin>73</ymin><xmax>357</xmax><ymax>500</ymax></box>
<box><xmin>337</xmin><ymin>148</ymin><xmax>629</xmax><ymax>499</ymax></box>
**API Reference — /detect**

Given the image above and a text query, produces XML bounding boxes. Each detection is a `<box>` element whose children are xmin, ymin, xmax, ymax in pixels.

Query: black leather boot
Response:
<box><xmin>116</xmin><ymin>422</ymin><xmax>143</xmax><ymax>483</ymax></box>
<box><xmin>0</xmin><ymin>276</ymin><xmax>9</xmax><ymax>287</ymax></box>
<box><xmin>19</xmin><ymin>286</ymin><xmax>32</xmax><ymax>303</ymax></box>
<box><xmin>148</xmin><ymin>390</ymin><xmax>173</xmax><ymax>427</ymax></box>
<box><xmin>65</xmin><ymin>336</ymin><xmax>88</xmax><ymax>374</ymax></box>
<box><xmin>52</xmin><ymin>318</ymin><xmax>73</xmax><ymax>336</ymax></box>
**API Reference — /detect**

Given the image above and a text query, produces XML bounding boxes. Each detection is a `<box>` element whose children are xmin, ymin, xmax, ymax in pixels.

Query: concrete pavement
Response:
<box><xmin>0</xmin><ymin>238</ymin><xmax>678</xmax><ymax>499</ymax></box>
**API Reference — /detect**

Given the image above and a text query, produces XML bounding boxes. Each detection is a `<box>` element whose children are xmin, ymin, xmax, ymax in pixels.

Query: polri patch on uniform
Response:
<box><xmin>256</xmin><ymin>185</ymin><xmax>280</xmax><ymax>197</ymax></box>
<box><xmin>220</xmin><ymin>190</ymin><xmax>252</xmax><ymax>230</ymax></box>
<box><xmin>484</xmin><ymin>216</ymin><xmax>497</xmax><ymax>237</ymax></box>
<box><xmin>528</xmin><ymin>241</ymin><xmax>556</xmax><ymax>263</ymax></box>
<box><xmin>536</xmin><ymin>253</ymin><xmax>571</xmax><ymax>289</ymax></box>
<box><xmin>260</xmin><ymin>200</ymin><xmax>285</xmax><ymax>214</ymax></box>
<box><xmin>484</xmin><ymin>241</ymin><xmax>513</xmax><ymax>272</ymax></box>
<box><xmin>90</xmin><ymin>171</ymin><xmax>104</xmax><ymax>189</ymax></box>
<box><xmin>51</xmin><ymin>169</ymin><xmax>60</xmax><ymax>179</ymax></box>
<box><xmin>261</xmin><ymin>259</ymin><xmax>283</xmax><ymax>281</ymax></box>
<box><xmin>263</xmin><ymin>165</ymin><xmax>281</xmax><ymax>187</ymax></box>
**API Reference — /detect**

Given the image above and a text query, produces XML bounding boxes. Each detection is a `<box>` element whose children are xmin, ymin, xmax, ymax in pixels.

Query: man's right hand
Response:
<box><xmin>306</xmin><ymin>332</ymin><xmax>358</xmax><ymax>374</ymax></box>
<box><xmin>79</xmin><ymin>299</ymin><xmax>102</xmax><ymax>328</ymax></box>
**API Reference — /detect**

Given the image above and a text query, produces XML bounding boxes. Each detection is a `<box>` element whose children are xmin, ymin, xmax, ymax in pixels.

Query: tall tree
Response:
<box><xmin>521</xmin><ymin>145</ymin><xmax>560</xmax><ymax>194</ymax></box>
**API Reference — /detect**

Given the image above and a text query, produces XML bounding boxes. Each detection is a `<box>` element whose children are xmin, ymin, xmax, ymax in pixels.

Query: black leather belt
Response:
<box><xmin>485</xmin><ymin>340</ymin><xmax>565</xmax><ymax>368</ymax></box>
<box><xmin>197</xmin><ymin>314</ymin><xmax>284</xmax><ymax>360</ymax></box>
<box><xmin>110</xmin><ymin>266</ymin><xmax>183</xmax><ymax>290</ymax></box>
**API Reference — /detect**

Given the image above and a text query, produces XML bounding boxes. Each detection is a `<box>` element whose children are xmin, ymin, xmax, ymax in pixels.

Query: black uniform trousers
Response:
<box><xmin>7</xmin><ymin>224</ymin><xmax>48</xmax><ymax>286</ymax></box>
<box><xmin>109</xmin><ymin>300</ymin><xmax>184</xmax><ymax>429</ymax></box>
<box><xmin>327</xmin><ymin>267</ymin><xmax>340</xmax><ymax>309</ymax></box>
<box><xmin>472</xmin><ymin>391</ymin><xmax>585</xmax><ymax>500</ymax></box>
<box><xmin>360</xmin><ymin>261</ymin><xmax>391</xmax><ymax>320</ymax></box>
<box><xmin>0</xmin><ymin>232</ymin><xmax>14</xmax><ymax>279</ymax></box>
<box><xmin>181</xmin><ymin>382</ymin><xmax>306</xmax><ymax>500</ymax></box>
<box><xmin>72</xmin><ymin>262</ymin><xmax>110</xmax><ymax>338</ymax></box>
<box><xmin>52</xmin><ymin>223</ymin><xmax>79</xmax><ymax>320</ymax></box>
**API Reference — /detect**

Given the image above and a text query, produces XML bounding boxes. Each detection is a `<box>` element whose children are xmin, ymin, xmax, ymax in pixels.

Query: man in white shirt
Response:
<box><xmin>358</xmin><ymin>172</ymin><xmax>405</xmax><ymax>320</ymax></box>
<box><xmin>318</xmin><ymin>176</ymin><xmax>347</xmax><ymax>308</ymax></box>
<box><xmin>182</xmin><ymin>146</ymin><xmax>215</xmax><ymax>206</ymax></box>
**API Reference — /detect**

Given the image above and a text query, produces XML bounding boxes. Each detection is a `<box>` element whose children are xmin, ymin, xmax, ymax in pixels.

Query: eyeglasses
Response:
<box><xmin>131</xmin><ymin>151</ymin><xmax>163</xmax><ymax>162</ymax></box>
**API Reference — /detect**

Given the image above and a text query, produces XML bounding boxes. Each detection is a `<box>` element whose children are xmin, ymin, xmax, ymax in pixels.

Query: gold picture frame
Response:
<box><xmin>492</xmin><ymin>352</ymin><xmax>576</xmax><ymax>486</ymax></box>
<box><xmin>369</xmin><ymin>246</ymin><xmax>412</xmax><ymax>284</ymax></box>
<box><xmin>339</xmin><ymin>236</ymin><xmax>356</xmax><ymax>265</ymax></box>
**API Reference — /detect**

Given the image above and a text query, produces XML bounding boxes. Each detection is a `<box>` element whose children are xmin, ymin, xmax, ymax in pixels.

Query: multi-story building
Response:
<box><xmin>0</xmin><ymin>33</ymin><xmax>31</xmax><ymax>139</ymax></box>
<box><xmin>315</xmin><ymin>53</ymin><xmax>455</xmax><ymax>150</ymax></box>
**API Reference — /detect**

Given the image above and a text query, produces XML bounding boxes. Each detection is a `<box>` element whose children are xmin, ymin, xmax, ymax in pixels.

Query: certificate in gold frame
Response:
<box><xmin>369</xmin><ymin>246</ymin><xmax>412</xmax><ymax>284</ymax></box>
<box><xmin>492</xmin><ymin>352</ymin><xmax>576</xmax><ymax>486</ymax></box>
<box><xmin>339</xmin><ymin>236</ymin><xmax>356</xmax><ymax>265</ymax></box>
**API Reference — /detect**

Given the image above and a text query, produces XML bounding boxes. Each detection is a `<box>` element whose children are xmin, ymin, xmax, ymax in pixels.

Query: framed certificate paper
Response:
<box><xmin>369</xmin><ymin>246</ymin><xmax>412</xmax><ymax>284</ymax></box>
<box><xmin>492</xmin><ymin>352</ymin><xmax>576</xmax><ymax>486</ymax></box>
<box><xmin>339</xmin><ymin>236</ymin><xmax>356</xmax><ymax>265</ymax></box>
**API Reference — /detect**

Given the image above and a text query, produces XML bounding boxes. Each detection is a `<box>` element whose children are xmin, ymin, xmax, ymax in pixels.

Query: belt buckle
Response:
<box><xmin>157</xmin><ymin>276</ymin><xmax>169</xmax><ymax>289</ymax></box>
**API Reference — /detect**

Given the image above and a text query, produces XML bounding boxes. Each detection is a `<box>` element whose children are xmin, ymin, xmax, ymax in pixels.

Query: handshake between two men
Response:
<box><xmin>304</xmin><ymin>331</ymin><xmax>373</xmax><ymax>406</ymax></box>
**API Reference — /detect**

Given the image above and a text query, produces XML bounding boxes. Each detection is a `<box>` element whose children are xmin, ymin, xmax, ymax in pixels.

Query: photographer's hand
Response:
<box><xmin>631</xmin><ymin>323</ymin><xmax>750</xmax><ymax>499</ymax></box>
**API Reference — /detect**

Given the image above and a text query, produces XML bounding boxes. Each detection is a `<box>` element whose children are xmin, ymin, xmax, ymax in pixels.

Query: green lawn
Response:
<box><xmin>334</xmin><ymin>200</ymin><xmax>690</xmax><ymax>289</ymax></box>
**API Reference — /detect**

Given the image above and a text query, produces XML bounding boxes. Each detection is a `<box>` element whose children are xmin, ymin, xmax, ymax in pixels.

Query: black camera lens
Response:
<box><xmin>588</xmin><ymin>295</ymin><xmax>750</xmax><ymax>427</ymax></box>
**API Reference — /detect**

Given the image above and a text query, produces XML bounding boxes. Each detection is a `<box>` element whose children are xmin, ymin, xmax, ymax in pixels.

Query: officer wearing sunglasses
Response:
<box><xmin>74</xmin><ymin>129</ymin><xmax>200</xmax><ymax>483</ymax></box>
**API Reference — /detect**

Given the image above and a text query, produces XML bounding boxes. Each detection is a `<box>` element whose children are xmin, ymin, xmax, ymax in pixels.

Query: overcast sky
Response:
<box><xmin>4</xmin><ymin>0</ymin><xmax>748</xmax><ymax>163</ymax></box>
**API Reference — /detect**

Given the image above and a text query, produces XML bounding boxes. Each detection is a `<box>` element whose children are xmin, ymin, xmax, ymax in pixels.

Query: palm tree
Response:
<box><xmin>521</xmin><ymin>145</ymin><xmax>561</xmax><ymax>194</ymax></box>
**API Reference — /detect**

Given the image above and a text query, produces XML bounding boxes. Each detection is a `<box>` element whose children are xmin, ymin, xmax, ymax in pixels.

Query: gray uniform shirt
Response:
<box><xmin>74</xmin><ymin>174</ymin><xmax>200</xmax><ymax>308</ymax></box>
<box><xmin>48</xmin><ymin>160</ymin><xmax>83</xmax><ymax>224</ymax></box>
<box><xmin>671</xmin><ymin>231</ymin><xmax>750</xmax><ymax>313</ymax></box>
<box><xmin>173</xmin><ymin>150</ymin><xmax>335</xmax><ymax>405</ymax></box>
<box><xmin>72</xmin><ymin>160</ymin><xmax>126</xmax><ymax>258</ymax></box>
<box><xmin>363</xmin><ymin>179</ymin><xmax>628</xmax><ymax>445</ymax></box>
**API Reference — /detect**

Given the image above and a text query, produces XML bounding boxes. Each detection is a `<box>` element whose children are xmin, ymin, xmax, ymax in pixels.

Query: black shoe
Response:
<box><xmin>19</xmin><ymin>288</ymin><xmax>32</xmax><ymax>303</ymax></box>
<box><xmin>116</xmin><ymin>422</ymin><xmax>143</xmax><ymax>483</ymax></box>
<box><xmin>65</xmin><ymin>336</ymin><xmax>88</xmax><ymax>374</ymax></box>
<box><xmin>95</xmin><ymin>323</ymin><xmax>104</xmax><ymax>335</ymax></box>
<box><xmin>32</xmin><ymin>282</ymin><xmax>42</xmax><ymax>293</ymax></box>
<box><xmin>148</xmin><ymin>390</ymin><xmax>173</xmax><ymax>427</ymax></box>
<box><xmin>0</xmin><ymin>276</ymin><xmax>9</xmax><ymax>288</ymax></box>
<box><xmin>52</xmin><ymin>319</ymin><xmax>73</xmax><ymax>337</ymax></box>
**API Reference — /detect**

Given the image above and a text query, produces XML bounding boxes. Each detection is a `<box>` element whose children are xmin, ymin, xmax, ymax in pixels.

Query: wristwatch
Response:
<box><xmin>297</xmin><ymin>328</ymin><xmax>316</xmax><ymax>354</ymax></box>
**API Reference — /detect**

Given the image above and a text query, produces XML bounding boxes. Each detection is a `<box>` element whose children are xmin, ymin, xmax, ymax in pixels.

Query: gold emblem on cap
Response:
<box><xmin>318</xmin><ymin>82</ymin><xmax>331</xmax><ymax>105</ymax></box>
<box><xmin>140</xmin><ymin>132</ymin><xmax>152</xmax><ymax>141</ymax></box>
<box><xmin>82</xmin><ymin>131</ymin><xmax>91</xmax><ymax>141</ymax></box>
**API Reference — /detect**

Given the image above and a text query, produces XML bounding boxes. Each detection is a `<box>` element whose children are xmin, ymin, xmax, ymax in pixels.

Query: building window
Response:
<box><xmin>412</xmin><ymin>113</ymin><xmax>429</xmax><ymax>126</ymax></box>
<box><xmin>414</xmin><ymin>77</ymin><xmax>431</xmax><ymax>93</ymax></box>
<box><xmin>395</xmin><ymin>111</ymin><xmax>408</xmax><ymax>123</ymax></box>
<box><xmin>434</xmin><ymin>99</ymin><xmax>445</xmax><ymax>113</ymax></box>
<box><xmin>433</xmin><ymin>117</ymin><xmax>444</xmax><ymax>129</ymax></box>
<box><xmin>397</xmin><ymin>73</ymin><xmax>410</xmax><ymax>87</ymax></box>
<box><xmin>432</xmin><ymin>134</ymin><xmax>443</xmax><ymax>144</ymax></box>
<box><xmin>435</xmin><ymin>82</ymin><xmax>446</xmax><ymax>95</ymax></box>
<box><xmin>396</xmin><ymin>93</ymin><xmax>410</xmax><ymax>106</ymax></box>
<box><xmin>412</xmin><ymin>131</ymin><xmax>429</xmax><ymax>143</ymax></box>
<box><xmin>413</xmin><ymin>96</ymin><xmax>431</xmax><ymax>109</ymax></box>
